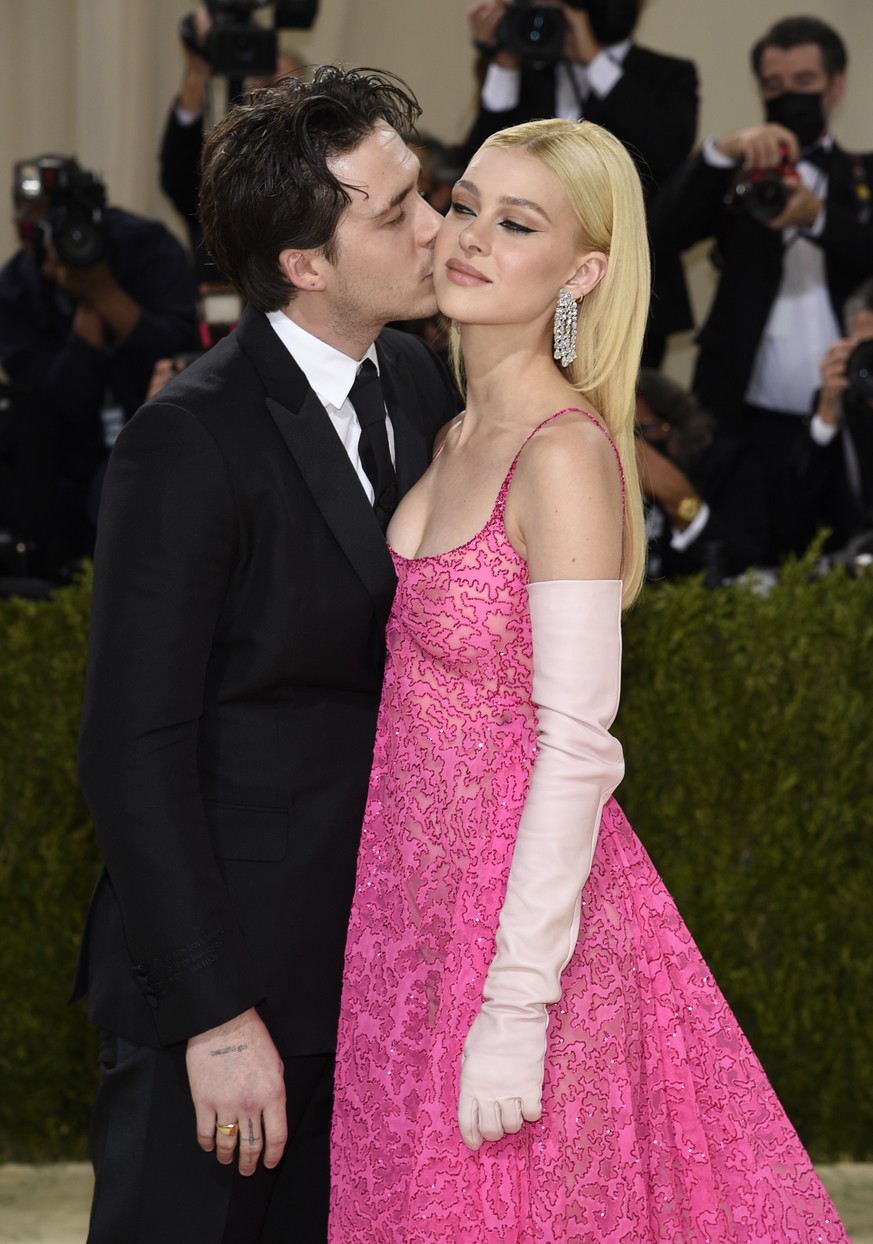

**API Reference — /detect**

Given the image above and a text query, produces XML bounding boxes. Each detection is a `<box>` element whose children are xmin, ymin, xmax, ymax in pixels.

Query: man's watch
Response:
<box><xmin>675</xmin><ymin>494</ymin><xmax>702</xmax><ymax>524</ymax></box>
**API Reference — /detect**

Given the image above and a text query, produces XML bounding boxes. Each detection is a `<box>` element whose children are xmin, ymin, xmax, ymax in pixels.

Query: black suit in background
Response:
<box><xmin>782</xmin><ymin>393</ymin><xmax>873</xmax><ymax>556</ymax></box>
<box><xmin>646</xmin><ymin>435</ymin><xmax>768</xmax><ymax>581</ymax></box>
<box><xmin>650</xmin><ymin>144</ymin><xmax>873</xmax><ymax>426</ymax></box>
<box><xmin>467</xmin><ymin>45</ymin><xmax>700</xmax><ymax>352</ymax></box>
<box><xmin>74</xmin><ymin>305</ymin><xmax>457</xmax><ymax>1241</ymax></box>
<box><xmin>159</xmin><ymin>107</ymin><xmax>202</xmax><ymax>241</ymax></box>
<box><xmin>159</xmin><ymin>107</ymin><xmax>219</xmax><ymax>283</ymax></box>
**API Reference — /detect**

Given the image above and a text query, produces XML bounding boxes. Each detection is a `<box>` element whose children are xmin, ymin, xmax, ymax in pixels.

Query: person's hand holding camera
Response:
<box><xmin>178</xmin><ymin>4</ymin><xmax>214</xmax><ymax>115</ymax></box>
<box><xmin>561</xmin><ymin>3</ymin><xmax>603</xmax><ymax>66</ymax></box>
<box><xmin>815</xmin><ymin>338</ymin><xmax>855</xmax><ymax>427</ymax></box>
<box><xmin>717</xmin><ymin>123</ymin><xmax>822</xmax><ymax>231</ymax></box>
<box><xmin>42</xmin><ymin>242</ymin><xmax>140</xmax><ymax>349</ymax></box>
<box><xmin>764</xmin><ymin>178</ymin><xmax>822</xmax><ymax>231</ymax></box>
<box><xmin>468</xmin><ymin>0</ymin><xmax>520</xmax><ymax>68</ymax></box>
<box><xmin>716</xmin><ymin>122</ymin><xmax>800</xmax><ymax>171</ymax></box>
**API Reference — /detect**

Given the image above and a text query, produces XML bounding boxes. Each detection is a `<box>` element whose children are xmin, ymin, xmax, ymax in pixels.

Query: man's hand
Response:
<box><xmin>815</xmin><ymin>337</ymin><xmax>854</xmax><ymax>426</ymax></box>
<box><xmin>178</xmin><ymin>4</ymin><xmax>214</xmax><ymax>114</ymax></box>
<box><xmin>468</xmin><ymin>0</ymin><xmax>519</xmax><ymax>68</ymax></box>
<box><xmin>635</xmin><ymin>437</ymin><xmax>702</xmax><ymax>529</ymax></box>
<box><xmin>44</xmin><ymin>253</ymin><xmax>115</xmax><ymax>306</ymax></box>
<box><xmin>716</xmin><ymin>122</ymin><xmax>800</xmax><ymax>169</ymax></box>
<box><xmin>561</xmin><ymin>3</ymin><xmax>602</xmax><ymax>66</ymax></box>
<box><xmin>186</xmin><ymin>1007</ymin><xmax>287</xmax><ymax>1176</ymax></box>
<box><xmin>43</xmin><ymin>244</ymin><xmax>142</xmax><ymax>344</ymax></box>
<box><xmin>765</xmin><ymin>177</ymin><xmax>822</xmax><ymax>232</ymax></box>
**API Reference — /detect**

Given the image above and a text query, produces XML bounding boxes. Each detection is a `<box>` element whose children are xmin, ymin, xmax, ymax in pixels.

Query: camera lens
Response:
<box><xmin>747</xmin><ymin>175</ymin><xmax>788</xmax><ymax>222</ymax></box>
<box><xmin>846</xmin><ymin>339</ymin><xmax>873</xmax><ymax>399</ymax></box>
<box><xmin>519</xmin><ymin>8</ymin><xmax>562</xmax><ymax>47</ymax></box>
<box><xmin>496</xmin><ymin>3</ymin><xmax>567</xmax><ymax>65</ymax></box>
<box><xmin>725</xmin><ymin>170</ymin><xmax>788</xmax><ymax>223</ymax></box>
<box><xmin>54</xmin><ymin>217</ymin><xmax>105</xmax><ymax>268</ymax></box>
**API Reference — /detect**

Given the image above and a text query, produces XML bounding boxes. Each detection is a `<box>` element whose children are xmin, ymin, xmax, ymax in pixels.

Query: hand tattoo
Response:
<box><xmin>209</xmin><ymin>1043</ymin><xmax>249</xmax><ymax>1056</ymax></box>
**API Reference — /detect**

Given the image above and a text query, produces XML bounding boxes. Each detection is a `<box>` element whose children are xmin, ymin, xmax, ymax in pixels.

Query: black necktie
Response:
<box><xmin>350</xmin><ymin>359</ymin><xmax>397</xmax><ymax>531</ymax></box>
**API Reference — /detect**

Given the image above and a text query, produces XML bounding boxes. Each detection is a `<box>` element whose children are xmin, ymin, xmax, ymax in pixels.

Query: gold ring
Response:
<box><xmin>216</xmin><ymin>1121</ymin><xmax>238</xmax><ymax>1136</ymax></box>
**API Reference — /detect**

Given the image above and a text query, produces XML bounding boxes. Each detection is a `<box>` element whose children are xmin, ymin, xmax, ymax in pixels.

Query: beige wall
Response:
<box><xmin>2</xmin><ymin>0</ymin><xmax>871</xmax><ymax>380</ymax></box>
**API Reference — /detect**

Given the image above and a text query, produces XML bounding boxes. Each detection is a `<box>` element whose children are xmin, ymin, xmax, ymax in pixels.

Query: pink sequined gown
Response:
<box><xmin>329</xmin><ymin>413</ymin><xmax>848</xmax><ymax>1243</ymax></box>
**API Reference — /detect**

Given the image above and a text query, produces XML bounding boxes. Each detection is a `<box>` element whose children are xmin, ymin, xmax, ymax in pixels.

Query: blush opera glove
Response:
<box><xmin>457</xmin><ymin>578</ymin><xmax>625</xmax><ymax>1150</ymax></box>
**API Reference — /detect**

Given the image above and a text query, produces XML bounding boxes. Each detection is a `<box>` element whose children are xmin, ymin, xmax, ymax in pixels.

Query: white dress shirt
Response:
<box><xmin>266</xmin><ymin>310</ymin><xmax>395</xmax><ymax>505</ymax></box>
<box><xmin>480</xmin><ymin>40</ymin><xmax>633</xmax><ymax>121</ymax></box>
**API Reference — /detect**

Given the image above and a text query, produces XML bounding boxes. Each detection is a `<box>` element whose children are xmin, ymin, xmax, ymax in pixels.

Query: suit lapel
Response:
<box><xmin>236</xmin><ymin>308</ymin><xmax>395</xmax><ymax>614</ymax></box>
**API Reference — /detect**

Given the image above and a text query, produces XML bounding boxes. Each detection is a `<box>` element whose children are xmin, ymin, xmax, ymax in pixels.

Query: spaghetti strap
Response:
<box><xmin>496</xmin><ymin>406</ymin><xmax>625</xmax><ymax>516</ymax></box>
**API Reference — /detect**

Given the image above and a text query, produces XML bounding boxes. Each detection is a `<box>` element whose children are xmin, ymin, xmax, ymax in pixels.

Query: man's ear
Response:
<box><xmin>827</xmin><ymin>71</ymin><xmax>846</xmax><ymax>112</ymax></box>
<box><xmin>278</xmin><ymin>248</ymin><xmax>327</xmax><ymax>292</ymax></box>
<box><xmin>567</xmin><ymin>251</ymin><xmax>608</xmax><ymax>298</ymax></box>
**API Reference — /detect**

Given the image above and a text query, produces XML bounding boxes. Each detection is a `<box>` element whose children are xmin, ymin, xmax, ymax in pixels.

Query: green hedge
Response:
<box><xmin>616</xmin><ymin>556</ymin><xmax>873</xmax><ymax>1161</ymax></box>
<box><xmin>0</xmin><ymin>566</ymin><xmax>96</xmax><ymax>1161</ymax></box>
<box><xmin>1</xmin><ymin>556</ymin><xmax>871</xmax><ymax>1162</ymax></box>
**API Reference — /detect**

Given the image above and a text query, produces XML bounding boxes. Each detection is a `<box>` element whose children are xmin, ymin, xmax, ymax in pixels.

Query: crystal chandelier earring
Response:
<box><xmin>553</xmin><ymin>287</ymin><xmax>579</xmax><ymax>368</ymax></box>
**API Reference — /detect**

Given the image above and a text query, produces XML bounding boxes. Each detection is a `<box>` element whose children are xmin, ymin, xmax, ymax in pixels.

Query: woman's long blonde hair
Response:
<box><xmin>451</xmin><ymin>118</ymin><xmax>651</xmax><ymax>607</ymax></box>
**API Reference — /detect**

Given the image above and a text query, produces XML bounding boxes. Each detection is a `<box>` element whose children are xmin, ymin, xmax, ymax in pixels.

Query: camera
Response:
<box><xmin>724</xmin><ymin>145</ymin><xmax>796</xmax><ymax>223</ymax></box>
<box><xmin>182</xmin><ymin>1</ymin><xmax>318</xmax><ymax>79</ymax></box>
<box><xmin>494</xmin><ymin>0</ymin><xmax>639</xmax><ymax>68</ymax></box>
<box><xmin>14</xmin><ymin>156</ymin><xmax>107</xmax><ymax>269</ymax></box>
<box><xmin>846</xmin><ymin>339</ymin><xmax>873</xmax><ymax>399</ymax></box>
<box><xmin>496</xmin><ymin>1</ymin><xmax>566</xmax><ymax>67</ymax></box>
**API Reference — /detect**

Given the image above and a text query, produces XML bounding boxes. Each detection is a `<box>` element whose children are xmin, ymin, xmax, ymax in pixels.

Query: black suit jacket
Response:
<box><xmin>74</xmin><ymin>307</ymin><xmax>457</xmax><ymax>1055</ymax></box>
<box><xmin>467</xmin><ymin>44</ymin><xmax>699</xmax><ymax>336</ymax></box>
<box><xmin>647</xmin><ymin>435</ymin><xmax>768</xmax><ymax>580</ymax></box>
<box><xmin>782</xmin><ymin>392</ymin><xmax>873</xmax><ymax>554</ymax></box>
<box><xmin>650</xmin><ymin>144</ymin><xmax>873</xmax><ymax>422</ymax></box>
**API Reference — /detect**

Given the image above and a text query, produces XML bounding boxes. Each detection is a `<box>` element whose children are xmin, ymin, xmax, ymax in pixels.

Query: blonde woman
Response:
<box><xmin>329</xmin><ymin>119</ymin><xmax>847</xmax><ymax>1243</ymax></box>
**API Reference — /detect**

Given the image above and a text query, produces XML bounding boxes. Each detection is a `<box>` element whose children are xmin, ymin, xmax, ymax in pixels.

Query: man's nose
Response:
<box><xmin>418</xmin><ymin>195</ymin><xmax>443</xmax><ymax>246</ymax></box>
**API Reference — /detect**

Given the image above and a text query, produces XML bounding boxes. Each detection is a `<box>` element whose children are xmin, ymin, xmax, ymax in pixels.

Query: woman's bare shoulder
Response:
<box><xmin>518</xmin><ymin>406</ymin><xmax>619</xmax><ymax>486</ymax></box>
<box><xmin>432</xmin><ymin>413</ymin><xmax>464</xmax><ymax>454</ymax></box>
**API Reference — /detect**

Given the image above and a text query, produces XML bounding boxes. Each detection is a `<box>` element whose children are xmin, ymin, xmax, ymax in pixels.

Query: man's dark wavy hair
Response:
<box><xmin>199</xmin><ymin>65</ymin><xmax>422</xmax><ymax>313</ymax></box>
<box><xmin>751</xmin><ymin>16</ymin><xmax>847</xmax><ymax>81</ymax></box>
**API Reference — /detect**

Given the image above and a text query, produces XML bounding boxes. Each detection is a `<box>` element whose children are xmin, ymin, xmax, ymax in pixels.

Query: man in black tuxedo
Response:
<box><xmin>466</xmin><ymin>0</ymin><xmax>699</xmax><ymax>364</ymax></box>
<box><xmin>75</xmin><ymin>67</ymin><xmax>457</xmax><ymax>1244</ymax></box>
<box><xmin>782</xmin><ymin>279</ymin><xmax>873</xmax><ymax>557</ymax></box>
<box><xmin>650</xmin><ymin>16</ymin><xmax>873</xmax><ymax>556</ymax></box>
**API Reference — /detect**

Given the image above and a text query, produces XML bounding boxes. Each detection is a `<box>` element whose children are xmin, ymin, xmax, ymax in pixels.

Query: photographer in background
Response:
<box><xmin>650</xmin><ymin>16</ymin><xmax>873</xmax><ymax>557</ymax></box>
<box><xmin>466</xmin><ymin>0</ymin><xmax>699</xmax><ymax>365</ymax></box>
<box><xmin>159</xmin><ymin>3</ymin><xmax>304</xmax><ymax>280</ymax></box>
<box><xmin>635</xmin><ymin>369</ymin><xmax>768</xmax><ymax>582</ymax></box>
<box><xmin>781</xmin><ymin>279</ymin><xmax>873</xmax><ymax>559</ymax></box>
<box><xmin>0</xmin><ymin>155</ymin><xmax>199</xmax><ymax>560</ymax></box>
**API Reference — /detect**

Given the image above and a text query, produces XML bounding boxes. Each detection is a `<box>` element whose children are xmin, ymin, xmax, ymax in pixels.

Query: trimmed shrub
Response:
<box><xmin>0</xmin><ymin>556</ymin><xmax>871</xmax><ymax>1160</ymax></box>
<box><xmin>0</xmin><ymin>566</ymin><xmax>97</xmax><ymax>1161</ymax></box>
<box><xmin>617</xmin><ymin>556</ymin><xmax>873</xmax><ymax>1161</ymax></box>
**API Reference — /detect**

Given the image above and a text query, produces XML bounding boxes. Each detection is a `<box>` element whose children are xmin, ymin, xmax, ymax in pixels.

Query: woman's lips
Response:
<box><xmin>445</xmin><ymin>258</ymin><xmax>491</xmax><ymax>285</ymax></box>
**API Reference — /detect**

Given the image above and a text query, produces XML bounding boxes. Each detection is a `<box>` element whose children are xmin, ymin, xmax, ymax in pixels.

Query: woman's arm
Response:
<box><xmin>458</xmin><ymin>416</ymin><xmax>626</xmax><ymax>1148</ymax></box>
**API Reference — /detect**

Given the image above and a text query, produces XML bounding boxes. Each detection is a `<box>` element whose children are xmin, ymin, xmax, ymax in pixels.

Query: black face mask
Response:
<box><xmin>567</xmin><ymin>0</ymin><xmax>639</xmax><ymax>48</ymax></box>
<box><xmin>765</xmin><ymin>91</ymin><xmax>827</xmax><ymax>150</ymax></box>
